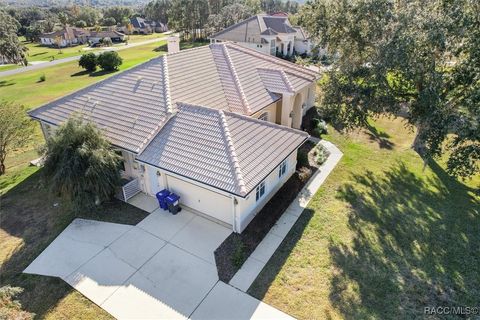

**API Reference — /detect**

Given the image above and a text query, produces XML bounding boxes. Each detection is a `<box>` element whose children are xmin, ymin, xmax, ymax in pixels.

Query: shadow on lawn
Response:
<box><xmin>330</xmin><ymin>160</ymin><xmax>479</xmax><ymax>319</ymax></box>
<box><xmin>364</xmin><ymin>122</ymin><xmax>394</xmax><ymax>149</ymax></box>
<box><xmin>71</xmin><ymin>69</ymin><xmax>118</xmax><ymax>77</ymax></box>
<box><xmin>0</xmin><ymin>169</ymin><xmax>149</xmax><ymax>317</ymax></box>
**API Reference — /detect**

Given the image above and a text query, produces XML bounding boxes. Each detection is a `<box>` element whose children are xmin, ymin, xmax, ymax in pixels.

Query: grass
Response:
<box><xmin>249</xmin><ymin>116</ymin><xmax>480</xmax><ymax>319</ymax></box>
<box><xmin>0</xmin><ymin>169</ymin><xmax>149</xmax><ymax>319</ymax></box>
<box><xmin>20</xmin><ymin>33</ymin><xmax>167</xmax><ymax>62</ymax></box>
<box><xmin>0</xmin><ymin>64</ymin><xmax>22</xmax><ymax>72</ymax></box>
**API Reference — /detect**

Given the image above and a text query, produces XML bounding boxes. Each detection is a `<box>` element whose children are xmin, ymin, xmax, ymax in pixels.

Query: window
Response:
<box><xmin>255</xmin><ymin>181</ymin><xmax>266</xmax><ymax>202</ymax></box>
<box><xmin>270</xmin><ymin>40</ymin><xmax>276</xmax><ymax>55</ymax></box>
<box><xmin>258</xmin><ymin>112</ymin><xmax>269</xmax><ymax>121</ymax></box>
<box><xmin>278</xmin><ymin>160</ymin><xmax>287</xmax><ymax>178</ymax></box>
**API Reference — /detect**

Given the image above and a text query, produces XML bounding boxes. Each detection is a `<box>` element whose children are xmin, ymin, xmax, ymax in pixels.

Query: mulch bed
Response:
<box><xmin>214</xmin><ymin>140</ymin><xmax>319</xmax><ymax>282</ymax></box>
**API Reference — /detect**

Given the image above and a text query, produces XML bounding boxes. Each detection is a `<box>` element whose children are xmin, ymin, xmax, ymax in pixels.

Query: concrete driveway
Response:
<box><xmin>24</xmin><ymin>207</ymin><xmax>292</xmax><ymax>319</ymax></box>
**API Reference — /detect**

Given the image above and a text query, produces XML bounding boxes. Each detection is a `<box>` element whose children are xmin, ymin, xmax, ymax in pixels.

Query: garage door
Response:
<box><xmin>166</xmin><ymin>175</ymin><xmax>233</xmax><ymax>226</ymax></box>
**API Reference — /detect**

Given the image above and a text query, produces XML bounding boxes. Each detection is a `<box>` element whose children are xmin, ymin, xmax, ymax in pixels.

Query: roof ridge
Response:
<box><xmin>220</xmin><ymin>44</ymin><xmax>252</xmax><ymax>114</ymax></box>
<box><xmin>218</xmin><ymin>110</ymin><xmax>247</xmax><ymax>196</ymax></box>
<box><xmin>223</xmin><ymin>108</ymin><xmax>309</xmax><ymax>137</ymax></box>
<box><xmin>226</xmin><ymin>42</ymin><xmax>319</xmax><ymax>78</ymax></box>
<box><xmin>279</xmin><ymin>70</ymin><xmax>295</xmax><ymax>92</ymax></box>
<box><xmin>257</xmin><ymin>67</ymin><xmax>295</xmax><ymax>93</ymax></box>
<box><xmin>162</xmin><ymin>56</ymin><xmax>173</xmax><ymax>114</ymax></box>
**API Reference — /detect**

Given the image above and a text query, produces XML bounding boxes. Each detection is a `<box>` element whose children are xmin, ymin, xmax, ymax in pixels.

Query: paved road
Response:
<box><xmin>0</xmin><ymin>37</ymin><xmax>167</xmax><ymax>78</ymax></box>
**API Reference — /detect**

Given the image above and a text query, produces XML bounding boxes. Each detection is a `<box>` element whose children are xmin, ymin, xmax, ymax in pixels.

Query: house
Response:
<box><xmin>122</xmin><ymin>17</ymin><xmax>168</xmax><ymax>34</ymax></box>
<box><xmin>88</xmin><ymin>30</ymin><xmax>126</xmax><ymax>45</ymax></box>
<box><xmin>28</xmin><ymin>42</ymin><xmax>318</xmax><ymax>233</ymax></box>
<box><xmin>209</xmin><ymin>14</ymin><xmax>313</xmax><ymax>57</ymax></box>
<box><xmin>39</xmin><ymin>26</ymin><xmax>89</xmax><ymax>47</ymax></box>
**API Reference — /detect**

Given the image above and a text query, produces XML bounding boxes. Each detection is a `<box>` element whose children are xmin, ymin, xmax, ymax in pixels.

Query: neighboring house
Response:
<box><xmin>28</xmin><ymin>42</ymin><xmax>318</xmax><ymax>233</ymax></box>
<box><xmin>40</xmin><ymin>26</ymin><xmax>89</xmax><ymax>47</ymax></box>
<box><xmin>122</xmin><ymin>17</ymin><xmax>168</xmax><ymax>34</ymax></box>
<box><xmin>209</xmin><ymin>14</ymin><xmax>313</xmax><ymax>56</ymax></box>
<box><xmin>88</xmin><ymin>30</ymin><xmax>126</xmax><ymax>45</ymax></box>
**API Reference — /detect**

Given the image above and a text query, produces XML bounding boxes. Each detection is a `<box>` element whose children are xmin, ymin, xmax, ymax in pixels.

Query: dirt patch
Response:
<box><xmin>214</xmin><ymin>142</ymin><xmax>319</xmax><ymax>282</ymax></box>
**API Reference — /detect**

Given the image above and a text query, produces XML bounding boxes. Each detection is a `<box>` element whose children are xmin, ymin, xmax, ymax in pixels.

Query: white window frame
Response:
<box><xmin>258</xmin><ymin>112</ymin><xmax>269</xmax><ymax>121</ymax></box>
<box><xmin>278</xmin><ymin>160</ymin><xmax>287</xmax><ymax>178</ymax></box>
<box><xmin>255</xmin><ymin>180</ymin><xmax>266</xmax><ymax>202</ymax></box>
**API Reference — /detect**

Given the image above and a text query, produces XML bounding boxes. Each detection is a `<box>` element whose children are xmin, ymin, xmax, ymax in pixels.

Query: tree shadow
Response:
<box><xmin>330</xmin><ymin>161</ymin><xmax>479</xmax><ymax>319</ymax></box>
<box><xmin>364</xmin><ymin>122</ymin><xmax>394</xmax><ymax>149</ymax></box>
<box><xmin>30</xmin><ymin>52</ymin><xmax>48</xmax><ymax>57</ymax></box>
<box><xmin>0</xmin><ymin>80</ymin><xmax>15</xmax><ymax>87</ymax></box>
<box><xmin>0</xmin><ymin>169</ymin><xmax>149</xmax><ymax>317</ymax></box>
<box><xmin>70</xmin><ymin>69</ymin><xmax>117</xmax><ymax>78</ymax></box>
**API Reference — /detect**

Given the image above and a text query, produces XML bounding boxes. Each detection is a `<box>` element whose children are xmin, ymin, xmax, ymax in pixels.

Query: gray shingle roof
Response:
<box><xmin>29</xmin><ymin>42</ymin><xmax>317</xmax><ymax>154</ymax></box>
<box><xmin>137</xmin><ymin>103</ymin><xmax>308</xmax><ymax>197</ymax></box>
<box><xmin>210</xmin><ymin>14</ymin><xmax>297</xmax><ymax>40</ymax></box>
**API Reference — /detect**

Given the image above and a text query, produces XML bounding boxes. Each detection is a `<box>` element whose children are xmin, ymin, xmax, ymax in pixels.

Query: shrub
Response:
<box><xmin>297</xmin><ymin>166</ymin><xmax>312</xmax><ymax>182</ymax></box>
<box><xmin>0</xmin><ymin>286</ymin><xmax>34</xmax><ymax>320</ymax></box>
<box><xmin>297</xmin><ymin>149</ymin><xmax>309</xmax><ymax>168</ymax></box>
<box><xmin>97</xmin><ymin>51</ymin><xmax>122</xmax><ymax>71</ymax></box>
<box><xmin>314</xmin><ymin>144</ymin><xmax>331</xmax><ymax>165</ymax></box>
<box><xmin>78</xmin><ymin>53</ymin><xmax>97</xmax><ymax>72</ymax></box>
<box><xmin>102</xmin><ymin>17</ymin><xmax>116</xmax><ymax>26</ymax></box>
<box><xmin>75</xmin><ymin>20</ymin><xmax>87</xmax><ymax>28</ymax></box>
<box><xmin>101</xmin><ymin>37</ymin><xmax>113</xmax><ymax>47</ymax></box>
<box><xmin>311</xmin><ymin>117</ymin><xmax>328</xmax><ymax>137</ymax></box>
<box><xmin>38</xmin><ymin>74</ymin><xmax>46</xmax><ymax>82</ymax></box>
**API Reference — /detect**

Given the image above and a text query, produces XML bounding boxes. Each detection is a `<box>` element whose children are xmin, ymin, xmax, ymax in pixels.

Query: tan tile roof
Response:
<box><xmin>30</xmin><ymin>42</ymin><xmax>316</xmax><ymax>154</ymax></box>
<box><xmin>137</xmin><ymin>103</ymin><xmax>308</xmax><ymax>197</ymax></box>
<box><xmin>29</xmin><ymin>58</ymin><xmax>172</xmax><ymax>153</ymax></box>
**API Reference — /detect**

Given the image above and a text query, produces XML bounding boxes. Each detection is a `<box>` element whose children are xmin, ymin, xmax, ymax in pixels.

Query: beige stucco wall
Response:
<box><xmin>235</xmin><ymin>151</ymin><xmax>298</xmax><ymax>232</ymax></box>
<box><xmin>251</xmin><ymin>100</ymin><xmax>280</xmax><ymax>124</ymax></box>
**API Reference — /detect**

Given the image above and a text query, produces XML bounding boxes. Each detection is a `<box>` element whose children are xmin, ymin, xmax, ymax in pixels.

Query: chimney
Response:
<box><xmin>167</xmin><ymin>35</ymin><xmax>180</xmax><ymax>54</ymax></box>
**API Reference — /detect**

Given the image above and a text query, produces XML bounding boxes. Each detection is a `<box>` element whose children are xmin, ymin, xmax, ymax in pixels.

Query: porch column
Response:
<box><xmin>281</xmin><ymin>93</ymin><xmax>295</xmax><ymax>127</ymax></box>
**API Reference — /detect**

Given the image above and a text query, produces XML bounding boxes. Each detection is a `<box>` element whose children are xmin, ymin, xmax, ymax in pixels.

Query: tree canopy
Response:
<box><xmin>0</xmin><ymin>10</ymin><xmax>27</xmax><ymax>65</ymax></box>
<box><xmin>42</xmin><ymin>117</ymin><xmax>121</xmax><ymax>210</ymax></box>
<box><xmin>0</xmin><ymin>101</ymin><xmax>33</xmax><ymax>175</ymax></box>
<box><xmin>299</xmin><ymin>0</ymin><xmax>479</xmax><ymax>178</ymax></box>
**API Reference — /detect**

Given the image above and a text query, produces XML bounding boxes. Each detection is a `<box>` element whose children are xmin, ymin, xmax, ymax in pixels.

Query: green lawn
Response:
<box><xmin>22</xmin><ymin>37</ymin><xmax>96</xmax><ymax>62</ymax></box>
<box><xmin>20</xmin><ymin>33</ymin><xmax>167</xmax><ymax>62</ymax></box>
<box><xmin>249</xmin><ymin>116</ymin><xmax>480</xmax><ymax>319</ymax></box>
<box><xmin>0</xmin><ymin>64</ymin><xmax>22</xmax><ymax>72</ymax></box>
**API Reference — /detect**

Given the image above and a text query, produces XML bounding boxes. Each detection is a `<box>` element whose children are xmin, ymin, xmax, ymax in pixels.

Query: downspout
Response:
<box><xmin>231</xmin><ymin>196</ymin><xmax>237</xmax><ymax>233</ymax></box>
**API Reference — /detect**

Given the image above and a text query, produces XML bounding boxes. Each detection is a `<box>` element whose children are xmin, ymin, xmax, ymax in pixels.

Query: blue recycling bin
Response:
<box><xmin>156</xmin><ymin>189</ymin><xmax>170</xmax><ymax>210</ymax></box>
<box><xmin>165</xmin><ymin>193</ymin><xmax>181</xmax><ymax>215</ymax></box>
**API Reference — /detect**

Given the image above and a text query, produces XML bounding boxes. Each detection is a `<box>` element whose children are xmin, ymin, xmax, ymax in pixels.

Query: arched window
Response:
<box><xmin>258</xmin><ymin>112</ymin><xmax>269</xmax><ymax>121</ymax></box>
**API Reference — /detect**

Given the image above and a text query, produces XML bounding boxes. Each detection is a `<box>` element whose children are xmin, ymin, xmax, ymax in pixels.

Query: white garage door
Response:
<box><xmin>166</xmin><ymin>175</ymin><xmax>233</xmax><ymax>226</ymax></box>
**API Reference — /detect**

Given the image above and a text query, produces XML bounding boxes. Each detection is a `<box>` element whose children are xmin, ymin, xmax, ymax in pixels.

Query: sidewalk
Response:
<box><xmin>0</xmin><ymin>37</ymin><xmax>166</xmax><ymax>78</ymax></box>
<box><xmin>229</xmin><ymin>139</ymin><xmax>343</xmax><ymax>292</ymax></box>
